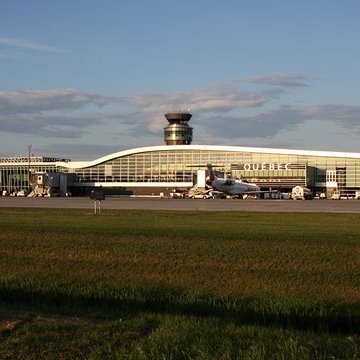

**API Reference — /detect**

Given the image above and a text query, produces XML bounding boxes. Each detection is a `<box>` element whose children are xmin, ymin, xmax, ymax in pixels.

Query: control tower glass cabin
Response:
<box><xmin>164</xmin><ymin>112</ymin><xmax>193</xmax><ymax>145</ymax></box>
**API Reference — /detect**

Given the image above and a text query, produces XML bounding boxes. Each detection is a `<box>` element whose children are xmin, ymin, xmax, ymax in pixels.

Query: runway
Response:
<box><xmin>1</xmin><ymin>196</ymin><xmax>360</xmax><ymax>213</ymax></box>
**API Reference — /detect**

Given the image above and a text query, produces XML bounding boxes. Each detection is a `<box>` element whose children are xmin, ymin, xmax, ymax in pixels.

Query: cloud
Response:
<box><xmin>201</xmin><ymin>105</ymin><xmax>360</xmax><ymax>140</ymax></box>
<box><xmin>0</xmin><ymin>84</ymin><xmax>275</xmax><ymax>138</ymax></box>
<box><xmin>0</xmin><ymin>113</ymin><xmax>99</xmax><ymax>138</ymax></box>
<box><xmin>132</xmin><ymin>85</ymin><xmax>271</xmax><ymax>114</ymax></box>
<box><xmin>127</xmin><ymin>85</ymin><xmax>276</xmax><ymax>135</ymax></box>
<box><xmin>0</xmin><ymin>79</ymin><xmax>301</xmax><ymax>139</ymax></box>
<box><xmin>0</xmin><ymin>36</ymin><xmax>68</xmax><ymax>53</ymax></box>
<box><xmin>0</xmin><ymin>88</ymin><xmax>125</xmax><ymax>137</ymax></box>
<box><xmin>37</xmin><ymin>143</ymin><xmax>124</xmax><ymax>159</ymax></box>
<box><xmin>1</xmin><ymin>78</ymin><xmax>358</xmax><ymax>145</ymax></box>
<box><xmin>243</xmin><ymin>73</ymin><xmax>314</xmax><ymax>87</ymax></box>
<box><xmin>0</xmin><ymin>88</ymin><xmax>116</xmax><ymax>115</ymax></box>
<box><xmin>301</xmin><ymin>105</ymin><xmax>360</xmax><ymax>127</ymax></box>
<box><xmin>124</xmin><ymin>75</ymin><xmax>324</xmax><ymax>138</ymax></box>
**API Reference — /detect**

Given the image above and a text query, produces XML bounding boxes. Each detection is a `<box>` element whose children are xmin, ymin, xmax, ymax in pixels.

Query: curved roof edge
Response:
<box><xmin>57</xmin><ymin>144</ymin><xmax>360</xmax><ymax>169</ymax></box>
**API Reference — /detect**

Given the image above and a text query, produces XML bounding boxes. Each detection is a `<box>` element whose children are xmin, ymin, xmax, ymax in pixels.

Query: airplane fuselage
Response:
<box><xmin>206</xmin><ymin>163</ymin><xmax>261</xmax><ymax>196</ymax></box>
<box><xmin>211</xmin><ymin>178</ymin><xmax>260</xmax><ymax>195</ymax></box>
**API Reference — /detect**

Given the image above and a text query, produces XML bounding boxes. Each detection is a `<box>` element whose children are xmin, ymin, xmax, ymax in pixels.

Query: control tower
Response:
<box><xmin>164</xmin><ymin>112</ymin><xmax>193</xmax><ymax>145</ymax></box>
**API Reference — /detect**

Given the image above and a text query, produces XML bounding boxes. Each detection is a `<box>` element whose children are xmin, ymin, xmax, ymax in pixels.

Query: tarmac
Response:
<box><xmin>1</xmin><ymin>196</ymin><xmax>360</xmax><ymax>213</ymax></box>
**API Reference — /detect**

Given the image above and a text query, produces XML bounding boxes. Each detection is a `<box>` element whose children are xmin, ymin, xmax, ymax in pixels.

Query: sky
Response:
<box><xmin>1</xmin><ymin>0</ymin><xmax>360</xmax><ymax>159</ymax></box>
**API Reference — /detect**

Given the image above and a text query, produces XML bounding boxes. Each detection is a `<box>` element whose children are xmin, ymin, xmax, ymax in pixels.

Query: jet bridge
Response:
<box><xmin>29</xmin><ymin>172</ymin><xmax>69</xmax><ymax>197</ymax></box>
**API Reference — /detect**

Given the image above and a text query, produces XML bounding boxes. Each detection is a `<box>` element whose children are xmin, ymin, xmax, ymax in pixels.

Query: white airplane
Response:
<box><xmin>206</xmin><ymin>163</ymin><xmax>261</xmax><ymax>198</ymax></box>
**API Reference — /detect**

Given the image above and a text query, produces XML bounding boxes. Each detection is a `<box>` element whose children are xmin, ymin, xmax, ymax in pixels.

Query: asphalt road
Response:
<box><xmin>1</xmin><ymin>196</ymin><xmax>360</xmax><ymax>213</ymax></box>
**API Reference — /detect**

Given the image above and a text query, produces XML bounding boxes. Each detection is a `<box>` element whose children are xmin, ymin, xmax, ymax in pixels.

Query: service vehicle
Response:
<box><xmin>331</xmin><ymin>191</ymin><xmax>341</xmax><ymax>200</ymax></box>
<box><xmin>291</xmin><ymin>186</ymin><xmax>313</xmax><ymax>200</ymax></box>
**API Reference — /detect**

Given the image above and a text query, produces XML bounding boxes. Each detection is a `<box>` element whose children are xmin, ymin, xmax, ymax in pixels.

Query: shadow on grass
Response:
<box><xmin>0</xmin><ymin>280</ymin><xmax>358</xmax><ymax>334</ymax></box>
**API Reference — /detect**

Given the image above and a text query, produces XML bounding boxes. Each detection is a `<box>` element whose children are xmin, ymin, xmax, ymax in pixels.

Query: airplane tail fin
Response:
<box><xmin>206</xmin><ymin>163</ymin><xmax>216</xmax><ymax>182</ymax></box>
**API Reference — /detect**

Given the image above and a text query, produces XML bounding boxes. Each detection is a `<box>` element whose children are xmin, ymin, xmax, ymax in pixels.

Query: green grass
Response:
<box><xmin>0</xmin><ymin>208</ymin><xmax>359</xmax><ymax>358</ymax></box>
<box><xmin>1</xmin><ymin>310</ymin><xmax>358</xmax><ymax>360</ymax></box>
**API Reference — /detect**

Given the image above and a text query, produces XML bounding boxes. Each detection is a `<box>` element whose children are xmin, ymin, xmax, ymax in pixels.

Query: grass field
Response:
<box><xmin>0</xmin><ymin>208</ymin><xmax>359</xmax><ymax>359</ymax></box>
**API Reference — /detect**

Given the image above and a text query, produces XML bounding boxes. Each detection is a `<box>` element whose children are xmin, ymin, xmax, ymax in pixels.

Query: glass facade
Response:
<box><xmin>0</xmin><ymin>163</ymin><xmax>57</xmax><ymax>193</ymax></box>
<box><xmin>63</xmin><ymin>147</ymin><xmax>360</xmax><ymax>193</ymax></box>
<box><xmin>1</xmin><ymin>146</ymin><xmax>360</xmax><ymax>194</ymax></box>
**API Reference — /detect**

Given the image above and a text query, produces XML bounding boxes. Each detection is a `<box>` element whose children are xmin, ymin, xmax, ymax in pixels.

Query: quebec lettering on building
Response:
<box><xmin>230</xmin><ymin>163</ymin><xmax>306</xmax><ymax>171</ymax></box>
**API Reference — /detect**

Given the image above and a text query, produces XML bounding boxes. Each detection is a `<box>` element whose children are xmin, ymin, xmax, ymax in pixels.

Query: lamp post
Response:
<box><xmin>26</xmin><ymin>145</ymin><xmax>32</xmax><ymax>189</ymax></box>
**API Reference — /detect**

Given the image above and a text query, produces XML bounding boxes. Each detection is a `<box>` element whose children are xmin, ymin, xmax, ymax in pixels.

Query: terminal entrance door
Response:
<box><xmin>325</xmin><ymin>170</ymin><xmax>337</xmax><ymax>198</ymax></box>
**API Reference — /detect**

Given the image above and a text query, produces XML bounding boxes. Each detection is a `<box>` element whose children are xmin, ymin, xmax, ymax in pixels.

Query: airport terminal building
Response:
<box><xmin>1</xmin><ymin>113</ymin><xmax>360</xmax><ymax>198</ymax></box>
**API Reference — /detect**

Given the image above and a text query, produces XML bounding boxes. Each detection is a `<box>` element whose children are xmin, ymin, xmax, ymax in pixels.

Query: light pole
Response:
<box><xmin>26</xmin><ymin>145</ymin><xmax>32</xmax><ymax>189</ymax></box>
